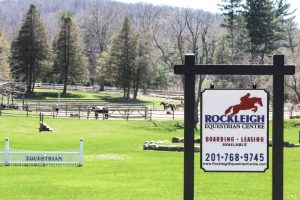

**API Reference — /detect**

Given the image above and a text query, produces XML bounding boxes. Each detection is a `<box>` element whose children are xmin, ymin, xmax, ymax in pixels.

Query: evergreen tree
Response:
<box><xmin>243</xmin><ymin>0</ymin><xmax>291</xmax><ymax>63</ymax></box>
<box><xmin>10</xmin><ymin>4</ymin><xmax>50</xmax><ymax>93</ymax></box>
<box><xmin>0</xmin><ymin>30</ymin><xmax>11</xmax><ymax>81</ymax></box>
<box><xmin>133</xmin><ymin>30</ymin><xmax>153</xmax><ymax>99</ymax></box>
<box><xmin>219</xmin><ymin>0</ymin><xmax>242</xmax><ymax>62</ymax></box>
<box><xmin>106</xmin><ymin>16</ymin><xmax>138</xmax><ymax>100</ymax></box>
<box><xmin>273</xmin><ymin>0</ymin><xmax>294</xmax><ymax>46</ymax></box>
<box><xmin>53</xmin><ymin>12</ymin><xmax>88</xmax><ymax>94</ymax></box>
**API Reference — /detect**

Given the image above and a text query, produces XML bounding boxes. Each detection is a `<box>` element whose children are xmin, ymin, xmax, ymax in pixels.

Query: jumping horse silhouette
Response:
<box><xmin>224</xmin><ymin>93</ymin><xmax>263</xmax><ymax>116</ymax></box>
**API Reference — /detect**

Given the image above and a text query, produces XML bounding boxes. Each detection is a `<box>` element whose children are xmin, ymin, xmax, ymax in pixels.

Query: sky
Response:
<box><xmin>114</xmin><ymin>0</ymin><xmax>300</xmax><ymax>26</ymax></box>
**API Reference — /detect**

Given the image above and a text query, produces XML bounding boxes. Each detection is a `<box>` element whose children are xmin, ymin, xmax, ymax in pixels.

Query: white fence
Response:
<box><xmin>0</xmin><ymin>137</ymin><xmax>83</xmax><ymax>166</ymax></box>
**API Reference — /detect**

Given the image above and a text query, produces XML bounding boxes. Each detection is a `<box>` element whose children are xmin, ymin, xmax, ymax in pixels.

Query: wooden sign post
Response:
<box><xmin>174</xmin><ymin>54</ymin><xmax>295</xmax><ymax>200</ymax></box>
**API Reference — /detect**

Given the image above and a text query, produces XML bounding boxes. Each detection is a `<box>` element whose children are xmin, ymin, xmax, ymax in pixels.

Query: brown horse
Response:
<box><xmin>160</xmin><ymin>102</ymin><xmax>176</xmax><ymax>112</ymax></box>
<box><xmin>175</xmin><ymin>101</ymin><xmax>184</xmax><ymax>110</ymax></box>
<box><xmin>224</xmin><ymin>93</ymin><xmax>263</xmax><ymax>116</ymax></box>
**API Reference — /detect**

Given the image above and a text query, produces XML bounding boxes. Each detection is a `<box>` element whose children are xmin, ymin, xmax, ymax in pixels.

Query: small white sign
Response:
<box><xmin>201</xmin><ymin>89</ymin><xmax>269</xmax><ymax>172</ymax></box>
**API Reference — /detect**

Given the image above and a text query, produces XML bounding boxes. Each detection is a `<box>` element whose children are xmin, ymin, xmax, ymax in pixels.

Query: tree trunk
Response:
<box><xmin>32</xmin><ymin>81</ymin><xmax>35</xmax><ymax>93</ymax></box>
<box><xmin>63</xmin><ymin>81</ymin><xmax>67</xmax><ymax>94</ymax></box>
<box><xmin>31</xmin><ymin>71</ymin><xmax>36</xmax><ymax>93</ymax></box>
<box><xmin>250</xmin><ymin>49</ymin><xmax>259</xmax><ymax>64</ymax></box>
<box><xmin>100</xmin><ymin>85</ymin><xmax>105</xmax><ymax>91</ymax></box>
<box><xmin>133</xmin><ymin>79</ymin><xmax>139</xmax><ymax>100</ymax></box>
<box><xmin>133</xmin><ymin>88</ymin><xmax>138</xmax><ymax>100</ymax></box>
<box><xmin>123</xmin><ymin>64</ymin><xmax>126</xmax><ymax>99</ymax></box>
<box><xmin>63</xmin><ymin>59</ymin><xmax>68</xmax><ymax>94</ymax></box>
<box><xmin>127</xmin><ymin>86</ymin><xmax>130</xmax><ymax>100</ymax></box>
<box><xmin>26</xmin><ymin>63</ymin><xmax>32</xmax><ymax>93</ymax></box>
<box><xmin>63</xmin><ymin>23</ymin><xmax>70</xmax><ymax>95</ymax></box>
<box><xmin>194</xmin><ymin>75</ymin><xmax>205</xmax><ymax>130</ymax></box>
<box><xmin>133</xmin><ymin>70</ymin><xmax>140</xmax><ymax>100</ymax></box>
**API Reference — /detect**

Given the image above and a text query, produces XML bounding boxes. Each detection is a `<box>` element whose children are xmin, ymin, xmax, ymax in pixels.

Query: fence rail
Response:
<box><xmin>1</xmin><ymin>82</ymin><xmax>184</xmax><ymax>97</ymax></box>
<box><xmin>0</xmin><ymin>103</ymin><xmax>297</xmax><ymax>120</ymax></box>
<box><xmin>0</xmin><ymin>137</ymin><xmax>83</xmax><ymax>166</ymax></box>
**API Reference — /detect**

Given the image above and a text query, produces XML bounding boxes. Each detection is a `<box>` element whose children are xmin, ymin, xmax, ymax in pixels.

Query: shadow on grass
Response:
<box><xmin>23</xmin><ymin>92</ymin><xmax>84</xmax><ymax>99</ymax></box>
<box><xmin>92</xmin><ymin>94</ymin><xmax>151</xmax><ymax>104</ymax></box>
<box><xmin>20</xmin><ymin>91</ymin><xmax>152</xmax><ymax>105</ymax></box>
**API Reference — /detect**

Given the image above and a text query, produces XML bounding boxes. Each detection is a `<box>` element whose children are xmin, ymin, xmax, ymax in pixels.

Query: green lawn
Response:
<box><xmin>0</xmin><ymin>116</ymin><xmax>299</xmax><ymax>200</ymax></box>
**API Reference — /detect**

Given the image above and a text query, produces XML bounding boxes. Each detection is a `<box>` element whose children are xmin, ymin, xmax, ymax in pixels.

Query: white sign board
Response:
<box><xmin>201</xmin><ymin>89</ymin><xmax>269</xmax><ymax>172</ymax></box>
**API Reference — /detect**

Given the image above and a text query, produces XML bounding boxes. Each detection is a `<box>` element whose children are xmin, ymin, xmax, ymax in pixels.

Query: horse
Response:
<box><xmin>160</xmin><ymin>102</ymin><xmax>176</xmax><ymax>112</ymax></box>
<box><xmin>91</xmin><ymin>106</ymin><xmax>109</xmax><ymax>119</ymax></box>
<box><xmin>175</xmin><ymin>101</ymin><xmax>184</xmax><ymax>110</ymax></box>
<box><xmin>224</xmin><ymin>93</ymin><xmax>263</xmax><ymax>116</ymax></box>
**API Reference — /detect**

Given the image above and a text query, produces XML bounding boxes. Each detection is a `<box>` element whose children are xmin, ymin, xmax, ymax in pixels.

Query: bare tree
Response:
<box><xmin>284</xmin><ymin>17</ymin><xmax>300</xmax><ymax>101</ymax></box>
<box><xmin>152</xmin><ymin>8</ymin><xmax>187</xmax><ymax>68</ymax></box>
<box><xmin>151</xmin><ymin>8</ymin><xmax>190</xmax><ymax>90</ymax></box>
<box><xmin>0</xmin><ymin>30</ymin><xmax>11</xmax><ymax>81</ymax></box>
<box><xmin>80</xmin><ymin>2</ymin><xmax>121</xmax><ymax>86</ymax></box>
<box><xmin>130</xmin><ymin>3</ymin><xmax>162</xmax><ymax>32</ymax></box>
<box><xmin>185</xmin><ymin>10</ymin><xmax>220</xmax><ymax>129</ymax></box>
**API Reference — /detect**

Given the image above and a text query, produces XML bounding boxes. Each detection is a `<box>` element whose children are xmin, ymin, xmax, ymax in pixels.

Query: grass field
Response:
<box><xmin>0</xmin><ymin>116</ymin><xmax>299</xmax><ymax>200</ymax></box>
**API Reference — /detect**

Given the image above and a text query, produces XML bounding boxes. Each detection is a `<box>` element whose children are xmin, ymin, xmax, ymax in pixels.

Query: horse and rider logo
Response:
<box><xmin>224</xmin><ymin>93</ymin><xmax>263</xmax><ymax>116</ymax></box>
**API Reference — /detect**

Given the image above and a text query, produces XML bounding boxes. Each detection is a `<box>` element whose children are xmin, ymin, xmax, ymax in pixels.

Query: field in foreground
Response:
<box><xmin>0</xmin><ymin>116</ymin><xmax>299</xmax><ymax>200</ymax></box>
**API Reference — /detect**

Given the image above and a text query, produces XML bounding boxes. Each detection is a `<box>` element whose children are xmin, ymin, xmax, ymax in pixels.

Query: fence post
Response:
<box><xmin>87</xmin><ymin>107</ymin><xmax>89</xmax><ymax>119</ymax></box>
<box><xmin>66</xmin><ymin>105</ymin><xmax>68</xmax><ymax>117</ymax></box>
<box><xmin>78</xmin><ymin>106</ymin><xmax>81</xmax><ymax>119</ymax></box>
<box><xmin>38</xmin><ymin>101</ymin><xmax>40</xmax><ymax>111</ymax></box>
<box><xmin>4</xmin><ymin>137</ymin><xmax>9</xmax><ymax>166</ymax></box>
<box><xmin>26</xmin><ymin>105</ymin><xmax>29</xmax><ymax>117</ymax></box>
<box><xmin>79</xmin><ymin>138</ymin><xmax>84</xmax><ymax>166</ymax></box>
<box><xmin>150</xmin><ymin>109</ymin><xmax>152</xmax><ymax>121</ymax></box>
<box><xmin>173</xmin><ymin>110</ymin><xmax>175</xmax><ymax>120</ymax></box>
<box><xmin>145</xmin><ymin>107</ymin><xmax>148</xmax><ymax>119</ymax></box>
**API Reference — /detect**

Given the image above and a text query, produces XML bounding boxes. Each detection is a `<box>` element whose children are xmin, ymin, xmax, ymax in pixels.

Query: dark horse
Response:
<box><xmin>224</xmin><ymin>93</ymin><xmax>263</xmax><ymax>116</ymax></box>
<box><xmin>160</xmin><ymin>102</ymin><xmax>176</xmax><ymax>112</ymax></box>
<box><xmin>91</xmin><ymin>106</ymin><xmax>109</xmax><ymax>119</ymax></box>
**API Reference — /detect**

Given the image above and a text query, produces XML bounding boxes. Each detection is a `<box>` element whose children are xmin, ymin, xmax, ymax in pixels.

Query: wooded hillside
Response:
<box><xmin>0</xmin><ymin>0</ymin><xmax>299</xmax><ymax>101</ymax></box>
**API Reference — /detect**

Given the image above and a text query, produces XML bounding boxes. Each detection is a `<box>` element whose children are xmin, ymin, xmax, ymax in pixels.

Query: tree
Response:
<box><xmin>152</xmin><ymin>8</ymin><xmax>187</xmax><ymax>69</ymax></box>
<box><xmin>219</xmin><ymin>0</ymin><xmax>245</xmax><ymax>63</ymax></box>
<box><xmin>243</xmin><ymin>0</ymin><xmax>292</xmax><ymax>63</ymax></box>
<box><xmin>284</xmin><ymin>17</ymin><xmax>300</xmax><ymax>101</ymax></box>
<box><xmin>52</xmin><ymin>12</ymin><xmax>88</xmax><ymax>94</ymax></box>
<box><xmin>130</xmin><ymin>4</ymin><xmax>161</xmax><ymax>96</ymax></box>
<box><xmin>133</xmin><ymin>30</ymin><xmax>153</xmax><ymax>99</ymax></box>
<box><xmin>104</xmin><ymin>16</ymin><xmax>138</xmax><ymax>100</ymax></box>
<box><xmin>0</xmin><ymin>30</ymin><xmax>10</xmax><ymax>81</ymax></box>
<box><xmin>80</xmin><ymin>3</ymin><xmax>119</xmax><ymax>86</ymax></box>
<box><xmin>184</xmin><ymin>10</ymin><xmax>220</xmax><ymax>130</ymax></box>
<box><xmin>10</xmin><ymin>4</ymin><xmax>50</xmax><ymax>93</ymax></box>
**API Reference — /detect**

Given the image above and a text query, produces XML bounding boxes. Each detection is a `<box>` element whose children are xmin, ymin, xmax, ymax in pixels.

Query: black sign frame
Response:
<box><xmin>174</xmin><ymin>54</ymin><xmax>295</xmax><ymax>200</ymax></box>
